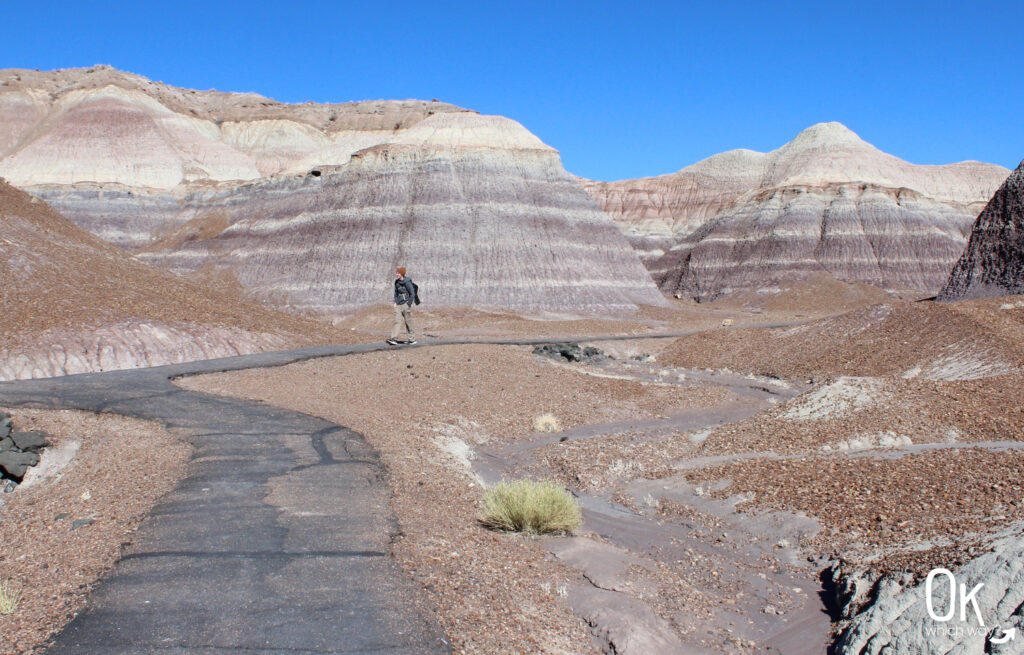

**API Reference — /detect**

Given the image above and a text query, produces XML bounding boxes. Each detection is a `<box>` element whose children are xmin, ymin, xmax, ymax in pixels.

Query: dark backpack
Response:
<box><xmin>411</xmin><ymin>281</ymin><xmax>421</xmax><ymax>305</ymax></box>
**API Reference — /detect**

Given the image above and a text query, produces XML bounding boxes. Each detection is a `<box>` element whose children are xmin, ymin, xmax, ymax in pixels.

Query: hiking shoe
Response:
<box><xmin>407</xmin><ymin>339</ymin><xmax>417</xmax><ymax>345</ymax></box>
<box><xmin>386</xmin><ymin>338</ymin><xmax>399</xmax><ymax>345</ymax></box>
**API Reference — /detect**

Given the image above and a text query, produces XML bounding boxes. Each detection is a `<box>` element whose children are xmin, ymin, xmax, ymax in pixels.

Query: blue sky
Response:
<box><xmin>3</xmin><ymin>0</ymin><xmax>1021</xmax><ymax>180</ymax></box>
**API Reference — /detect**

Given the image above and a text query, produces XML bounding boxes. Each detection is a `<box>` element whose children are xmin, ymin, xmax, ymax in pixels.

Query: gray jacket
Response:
<box><xmin>394</xmin><ymin>277</ymin><xmax>415</xmax><ymax>306</ymax></box>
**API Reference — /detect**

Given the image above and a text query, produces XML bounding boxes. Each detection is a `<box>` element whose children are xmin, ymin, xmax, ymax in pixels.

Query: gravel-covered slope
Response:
<box><xmin>0</xmin><ymin>178</ymin><xmax>347</xmax><ymax>379</ymax></box>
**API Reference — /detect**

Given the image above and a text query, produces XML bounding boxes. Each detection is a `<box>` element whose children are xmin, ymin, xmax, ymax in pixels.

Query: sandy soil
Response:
<box><xmin>178</xmin><ymin>344</ymin><xmax>731</xmax><ymax>654</ymax></box>
<box><xmin>330</xmin><ymin>289</ymin><xmax>869</xmax><ymax>342</ymax></box>
<box><xmin>678</xmin><ymin>447</ymin><xmax>1024</xmax><ymax>578</ymax></box>
<box><xmin>336</xmin><ymin>303</ymin><xmax>666</xmax><ymax>339</ymax></box>
<box><xmin>704</xmin><ymin>272</ymin><xmax>901</xmax><ymax>314</ymax></box>
<box><xmin>0</xmin><ymin>408</ymin><xmax>190</xmax><ymax>655</ymax></box>
<box><xmin>690</xmin><ymin>375</ymin><xmax>1024</xmax><ymax>456</ymax></box>
<box><xmin>659</xmin><ymin>296</ymin><xmax>1024</xmax><ymax>380</ymax></box>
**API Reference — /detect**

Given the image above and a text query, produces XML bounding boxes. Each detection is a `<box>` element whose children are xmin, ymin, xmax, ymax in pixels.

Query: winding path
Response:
<box><xmin>2</xmin><ymin>342</ymin><xmax>454</xmax><ymax>654</ymax></box>
<box><xmin>1</xmin><ymin>331</ymin><xmax>757</xmax><ymax>655</ymax></box>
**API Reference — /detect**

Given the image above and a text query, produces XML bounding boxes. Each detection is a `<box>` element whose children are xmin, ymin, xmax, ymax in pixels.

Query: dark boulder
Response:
<box><xmin>532</xmin><ymin>343</ymin><xmax>606</xmax><ymax>363</ymax></box>
<box><xmin>10</xmin><ymin>430</ymin><xmax>51</xmax><ymax>452</ymax></box>
<box><xmin>0</xmin><ymin>450</ymin><xmax>40</xmax><ymax>478</ymax></box>
<box><xmin>0</xmin><ymin>412</ymin><xmax>11</xmax><ymax>439</ymax></box>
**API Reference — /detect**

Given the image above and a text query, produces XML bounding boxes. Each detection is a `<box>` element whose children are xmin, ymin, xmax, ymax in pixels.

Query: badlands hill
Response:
<box><xmin>0</xmin><ymin>66</ymin><xmax>666</xmax><ymax>315</ymax></box>
<box><xmin>940</xmin><ymin>159</ymin><xmax>1024</xmax><ymax>300</ymax></box>
<box><xmin>583</xmin><ymin>123</ymin><xmax>1009</xmax><ymax>301</ymax></box>
<box><xmin>0</xmin><ymin>65</ymin><xmax>467</xmax><ymax>189</ymax></box>
<box><xmin>0</xmin><ymin>177</ymin><xmax>344</xmax><ymax>380</ymax></box>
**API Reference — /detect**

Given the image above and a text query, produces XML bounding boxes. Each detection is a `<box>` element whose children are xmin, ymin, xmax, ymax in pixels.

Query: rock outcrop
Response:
<box><xmin>583</xmin><ymin>123</ymin><xmax>1009</xmax><ymax>300</ymax></box>
<box><xmin>834</xmin><ymin>526</ymin><xmax>1024</xmax><ymax>654</ymax></box>
<box><xmin>1</xmin><ymin>67</ymin><xmax>666</xmax><ymax>315</ymax></box>
<box><xmin>0</xmin><ymin>411</ymin><xmax>50</xmax><ymax>488</ymax></box>
<box><xmin>939</xmin><ymin>160</ymin><xmax>1024</xmax><ymax>300</ymax></box>
<box><xmin>0</xmin><ymin>177</ymin><xmax>340</xmax><ymax>379</ymax></box>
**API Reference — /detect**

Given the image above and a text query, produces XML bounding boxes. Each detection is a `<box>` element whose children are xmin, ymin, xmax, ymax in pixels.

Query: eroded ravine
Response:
<box><xmin>474</xmin><ymin>353</ymin><xmax>833</xmax><ymax>654</ymax></box>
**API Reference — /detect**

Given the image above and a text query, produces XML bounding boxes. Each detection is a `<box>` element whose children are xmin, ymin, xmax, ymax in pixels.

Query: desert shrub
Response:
<box><xmin>533</xmin><ymin>413</ymin><xmax>562</xmax><ymax>433</ymax></box>
<box><xmin>0</xmin><ymin>580</ymin><xmax>21</xmax><ymax>615</ymax></box>
<box><xmin>481</xmin><ymin>479</ymin><xmax>581</xmax><ymax>534</ymax></box>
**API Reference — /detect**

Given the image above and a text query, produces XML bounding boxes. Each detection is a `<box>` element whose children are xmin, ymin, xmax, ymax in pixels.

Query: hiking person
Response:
<box><xmin>387</xmin><ymin>267</ymin><xmax>418</xmax><ymax>345</ymax></box>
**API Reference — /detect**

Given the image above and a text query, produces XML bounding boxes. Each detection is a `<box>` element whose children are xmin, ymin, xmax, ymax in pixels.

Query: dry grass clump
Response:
<box><xmin>0</xmin><ymin>580</ymin><xmax>22</xmax><ymax>615</ymax></box>
<box><xmin>533</xmin><ymin>412</ymin><xmax>562</xmax><ymax>433</ymax></box>
<box><xmin>481</xmin><ymin>479</ymin><xmax>581</xmax><ymax>534</ymax></box>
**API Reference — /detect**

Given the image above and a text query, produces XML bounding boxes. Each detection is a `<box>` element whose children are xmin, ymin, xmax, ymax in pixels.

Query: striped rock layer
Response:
<box><xmin>939</xmin><ymin>160</ymin><xmax>1024</xmax><ymax>300</ymax></box>
<box><xmin>1</xmin><ymin>66</ymin><xmax>666</xmax><ymax>315</ymax></box>
<box><xmin>0</xmin><ymin>178</ymin><xmax>336</xmax><ymax>380</ymax></box>
<box><xmin>137</xmin><ymin>138</ymin><xmax>668</xmax><ymax>317</ymax></box>
<box><xmin>583</xmin><ymin>123</ymin><xmax>1009</xmax><ymax>300</ymax></box>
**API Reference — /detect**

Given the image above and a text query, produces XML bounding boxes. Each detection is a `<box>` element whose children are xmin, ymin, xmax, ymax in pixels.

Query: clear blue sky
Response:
<box><xmin>3</xmin><ymin>0</ymin><xmax>1021</xmax><ymax>180</ymax></box>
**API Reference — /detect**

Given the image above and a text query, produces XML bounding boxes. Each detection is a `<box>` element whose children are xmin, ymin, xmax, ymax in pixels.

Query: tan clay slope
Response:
<box><xmin>0</xmin><ymin>65</ymin><xmax>469</xmax><ymax>187</ymax></box>
<box><xmin>0</xmin><ymin>178</ymin><xmax>347</xmax><ymax>379</ymax></box>
<box><xmin>660</xmin><ymin>296</ymin><xmax>1024</xmax><ymax>381</ymax></box>
<box><xmin>582</xmin><ymin>123</ymin><xmax>1010</xmax><ymax>300</ymax></box>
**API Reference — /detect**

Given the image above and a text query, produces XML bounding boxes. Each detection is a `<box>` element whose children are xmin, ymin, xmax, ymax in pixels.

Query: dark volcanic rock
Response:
<box><xmin>533</xmin><ymin>343</ymin><xmax>606</xmax><ymax>363</ymax></box>
<box><xmin>0</xmin><ymin>449</ymin><xmax>40</xmax><ymax>478</ymax></box>
<box><xmin>0</xmin><ymin>416</ymin><xmax>49</xmax><ymax>482</ymax></box>
<box><xmin>939</xmin><ymin>161</ymin><xmax>1024</xmax><ymax>301</ymax></box>
<box><xmin>10</xmin><ymin>430</ymin><xmax>50</xmax><ymax>451</ymax></box>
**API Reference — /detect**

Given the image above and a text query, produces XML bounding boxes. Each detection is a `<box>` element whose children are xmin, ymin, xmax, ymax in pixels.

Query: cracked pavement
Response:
<box><xmin>0</xmin><ymin>343</ymin><xmax>453</xmax><ymax>655</ymax></box>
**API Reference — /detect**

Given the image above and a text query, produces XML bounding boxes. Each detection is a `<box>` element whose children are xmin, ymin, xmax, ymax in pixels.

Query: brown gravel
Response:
<box><xmin>676</xmin><ymin>448</ymin><xmax>1024</xmax><ymax>578</ymax></box>
<box><xmin>692</xmin><ymin>374</ymin><xmax>1024</xmax><ymax>457</ymax></box>
<box><xmin>335</xmin><ymin>304</ymin><xmax>658</xmax><ymax>339</ymax></box>
<box><xmin>178</xmin><ymin>344</ymin><xmax>731</xmax><ymax>654</ymax></box>
<box><xmin>543</xmin><ymin>428</ymin><xmax>713</xmax><ymax>492</ymax></box>
<box><xmin>705</xmin><ymin>272</ymin><xmax>900</xmax><ymax>315</ymax></box>
<box><xmin>0</xmin><ymin>408</ymin><xmax>190</xmax><ymax>655</ymax></box>
<box><xmin>659</xmin><ymin>296</ymin><xmax>1024</xmax><ymax>380</ymax></box>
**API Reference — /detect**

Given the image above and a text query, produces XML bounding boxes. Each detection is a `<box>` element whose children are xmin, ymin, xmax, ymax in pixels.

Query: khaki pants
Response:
<box><xmin>391</xmin><ymin>304</ymin><xmax>416</xmax><ymax>340</ymax></box>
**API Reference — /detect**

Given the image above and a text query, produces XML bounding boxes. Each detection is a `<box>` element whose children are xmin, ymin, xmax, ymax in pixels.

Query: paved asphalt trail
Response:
<box><xmin>0</xmin><ymin>329</ymin><xmax>793</xmax><ymax>654</ymax></box>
